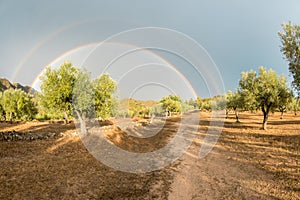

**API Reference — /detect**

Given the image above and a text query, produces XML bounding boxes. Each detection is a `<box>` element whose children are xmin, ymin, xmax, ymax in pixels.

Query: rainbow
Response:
<box><xmin>26</xmin><ymin>42</ymin><xmax>201</xmax><ymax>100</ymax></box>
<box><xmin>13</xmin><ymin>26</ymin><xmax>224</xmax><ymax>98</ymax></box>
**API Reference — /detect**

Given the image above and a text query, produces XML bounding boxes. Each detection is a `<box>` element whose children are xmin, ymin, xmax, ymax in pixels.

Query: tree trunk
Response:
<box><xmin>9</xmin><ymin>111</ymin><xmax>13</xmax><ymax>124</ymax></box>
<box><xmin>262</xmin><ymin>110</ymin><xmax>269</xmax><ymax>130</ymax></box>
<box><xmin>75</xmin><ymin>110</ymin><xmax>87</xmax><ymax>134</ymax></box>
<box><xmin>234</xmin><ymin>109</ymin><xmax>240</xmax><ymax>122</ymax></box>
<box><xmin>280</xmin><ymin>111</ymin><xmax>284</xmax><ymax>119</ymax></box>
<box><xmin>262</xmin><ymin>104</ymin><xmax>272</xmax><ymax>130</ymax></box>
<box><xmin>64</xmin><ymin>111</ymin><xmax>69</xmax><ymax>124</ymax></box>
<box><xmin>3</xmin><ymin>112</ymin><xmax>6</xmax><ymax>123</ymax></box>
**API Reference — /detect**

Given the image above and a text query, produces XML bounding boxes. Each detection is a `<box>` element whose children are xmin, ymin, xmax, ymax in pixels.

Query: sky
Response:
<box><xmin>1</xmin><ymin>0</ymin><xmax>300</xmax><ymax>100</ymax></box>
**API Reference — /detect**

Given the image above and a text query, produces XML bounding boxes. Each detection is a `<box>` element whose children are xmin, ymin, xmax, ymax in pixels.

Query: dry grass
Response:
<box><xmin>0</xmin><ymin>111</ymin><xmax>299</xmax><ymax>199</ymax></box>
<box><xmin>0</xmin><ymin>119</ymin><xmax>175</xmax><ymax>199</ymax></box>
<box><xmin>216</xmin><ymin>111</ymin><xmax>300</xmax><ymax>198</ymax></box>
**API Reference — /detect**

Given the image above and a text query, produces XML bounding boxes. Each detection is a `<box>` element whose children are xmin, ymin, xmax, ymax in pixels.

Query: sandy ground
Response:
<box><xmin>0</xmin><ymin>111</ymin><xmax>299</xmax><ymax>199</ymax></box>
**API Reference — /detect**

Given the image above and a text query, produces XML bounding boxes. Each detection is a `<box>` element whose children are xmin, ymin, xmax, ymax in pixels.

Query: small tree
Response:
<box><xmin>277</xmin><ymin>90</ymin><xmax>293</xmax><ymax>119</ymax></box>
<box><xmin>0</xmin><ymin>93</ymin><xmax>6</xmax><ymax>121</ymax></box>
<box><xmin>72</xmin><ymin>69</ymin><xmax>95</xmax><ymax>120</ymax></box>
<box><xmin>226</xmin><ymin>90</ymin><xmax>243</xmax><ymax>122</ymax></box>
<box><xmin>182</xmin><ymin>100</ymin><xmax>195</xmax><ymax>112</ymax></box>
<box><xmin>93</xmin><ymin>73</ymin><xmax>118</xmax><ymax>121</ymax></box>
<box><xmin>288</xmin><ymin>97</ymin><xmax>300</xmax><ymax>115</ymax></box>
<box><xmin>149</xmin><ymin>103</ymin><xmax>164</xmax><ymax>116</ymax></box>
<box><xmin>1</xmin><ymin>89</ymin><xmax>37</xmax><ymax>122</ymax></box>
<box><xmin>2</xmin><ymin>89</ymin><xmax>16</xmax><ymax>122</ymax></box>
<box><xmin>187</xmin><ymin>98</ymin><xmax>198</xmax><ymax>109</ymax></box>
<box><xmin>239</xmin><ymin>67</ymin><xmax>292</xmax><ymax>130</ymax></box>
<box><xmin>210</xmin><ymin>95</ymin><xmax>226</xmax><ymax>113</ymax></box>
<box><xmin>160</xmin><ymin>95</ymin><xmax>183</xmax><ymax>116</ymax></box>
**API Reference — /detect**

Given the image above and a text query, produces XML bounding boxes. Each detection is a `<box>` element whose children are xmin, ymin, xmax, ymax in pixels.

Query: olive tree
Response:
<box><xmin>226</xmin><ymin>90</ymin><xmax>243</xmax><ymax>122</ymax></box>
<box><xmin>40</xmin><ymin>62</ymin><xmax>79</xmax><ymax>123</ymax></box>
<box><xmin>72</xmin><ymin>68</ymin><xmax>95</xmax><ymax>126</ymax></box>
<box><xmin>210</xmin><ymin>95</ymin><xmax>226</xmax><ymax>111</ymax></box>
<box><xmin>0</xmin><ymin>93</ymin><xmax>5</xmax><ymax>121</ymax></box>
<box><xmin>93</xmin><ymin>73</ymin><xmax>118</xmax><ymax>120</ymax></box>
<box><xmin>239</xmin><ymin>67</ymin><xmax>292</xmax><ymax>130</ymax></box>
<box><xmin>1</xmin><ymin>88</ymin><xmax>37</xmax><ymax>122</ymax></box>
<box><xmin>160</xmin><ymin>95</ymin><xmax>183</xmax><ymax>116</ymax></box>
<box><xmin>279</xmin><ymin>21</ymin><xmax>300</xmax><ymax>95</ymax></box>
<box><xmin>40</xmin><ymin>62</ymin><xmax>118</xmax><ymax>122</ymax></box>
<box><xmin>277</xmin><ymin>90</ymin><xmax>293</xmax><ymax>119</ymax></box>
<box><xmin>288</xmin><ymin>97</ymin><xmax>300</xmax><ymax>115</ymax></box>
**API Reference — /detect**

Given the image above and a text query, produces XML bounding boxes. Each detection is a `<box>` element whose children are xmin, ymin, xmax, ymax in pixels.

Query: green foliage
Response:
<box><xmin>2</xmin><ymin>89</ymin><xmax>16</xmax><ymax>121</ymax></box>
<box><xmin>201</xmin><ymin>101</ymin><xmax>211</xmax><ymax>111</ymax></box>
<box><xmin>226</xmin><ymin>90</ymin><xmax>242</xmax><ymax>111</ymax></box>
<box><xmin>1</xmin><ymin>88</ymin><xmax>37</xmax><ymax>121</ymax></box>
<box><xmin>40</xmin><ymin>62</ymin><xmax>118</xmax><ymax>122</ymax></box>
<box><xmin>93</xmin><ymin>73</ymin><xmax>118</xmax><ymax>120</ymax></box>
<box><xmin>160</xmin><ymin>95</ymin><xmax>183</xmax><ymax>113</ymax></box>
<box><xmin>288</xmin><ymin>97</ymin><xmax>300</xmax><ymax>114</ymax></box>
<box><xmin>211</xmin><ymin>95</ymin><xmax>226</xmax><ymax>110</ymax></box>
<box><xmin>238</xmin><ymin>70</ymin><xmax>259</xmax><ymax>111</ymax></box>
<box><xmin>72</xmin><ymin>69</ymin><xmax>95</xmax><ymax>119</ymax></box>
<box><xmin>0</xmin><ymin>93</ymin><xmax>4</xmax><ymax>120</ymax></box>
<box><xmin>187</xmin><ymin>98</ymin><xmax>199</xmax><ymax>109</ymax></box>
<box><xmin>40</xmin><ymin>61</ymin><xmax>79</xmax><ymax>122</ymax></box>
<box><xmin>226</xmin><ymin>90</ymin><xmax>244</xmax><ymax>122</ymax></box>
<box><xmin>277</xmin><ymin>87</ymin><xmax>293</xmax><ymax>115</ymax></box>
<box><xmin>196</xmin><ymin>97</ymin><xmax>212</xmax><ymax>111</ymax></box>
<box><xmin>182</xmin><ymin>101</ymin><xmax>195</xmax><ymax>112</ymax></box>
<box><xmin>238</xmin><ymin>67</ymin><xmax>293</xmax><ymax>129</ymax></box>
<box><xmin>149</xmin><ymin>103</ymin><xmax>164</xmax><ymax>115</ymax></box>
<box><xmin>279</xmin><ymin>21</ymin><xmax>300</xmax><ymax>94</ymax></box>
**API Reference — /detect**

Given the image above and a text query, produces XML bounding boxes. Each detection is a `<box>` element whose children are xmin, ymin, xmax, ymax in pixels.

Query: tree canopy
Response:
<box><xmin>226</xmin><ymin>90</ymin><xmax>243</xmax><ymax>122</ymax></box>
<box><xmin>93</xmin><ymin>73</ymin><xmax>118</xmax><ymax>120</ymax></box>
<box><xmin>160</xmin><ymin>95</ymin><xmax>183</xmax><ymax>114</ymax></box>
<box><xmin>1</xmin><ymin>88</ymin><xmax>37</xmax><ymax>122</ymax></box>
<box><xmin>279</xmin><ymin>21</ymin><xmax>300</xmax><ymax>95</ymax></box>
<box><xmin>72</xmin><ymin>69</ymin><xmax>95</xmax><ymax>119</ymax></box>
<box><xmin>40</xmin><ymin>62</ymin><xmax>79</xmax><ymax>123</ymax></box>
<box><xmin>40</xmin><ymin>62</ymin><xmax>118</xmax><ymax>122</ymax></box>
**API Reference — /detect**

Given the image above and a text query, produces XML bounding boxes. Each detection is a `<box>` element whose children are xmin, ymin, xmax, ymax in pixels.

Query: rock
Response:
<box><xmin>7</xmin><ymin>135</ymin><xmax>12</xmax><ymax>141</ymax></box>
<box><xmin>69</xmin><ymin>132</ymin><xmax>78</xmax><ymax>136</ymax></box>
<box><xmin>47</xmin><ymin>133</ymin><xmax>56</xmax><ymax>138</ymax></box>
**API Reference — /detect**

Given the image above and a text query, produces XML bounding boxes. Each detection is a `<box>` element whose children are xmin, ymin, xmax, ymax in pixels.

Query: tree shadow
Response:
<box><xmin>0</xmin><ymin>135</ymin><xmax>173</xmax><ymax>199</ymax></box>
<box><xmin>268</xmin><ymin>120</ymin><xmax>300</xmax><ymax>125</ymax></box>
<box><xmin>0</xmin><ymin>122</ymin><xmax>76</xmax><ymax>135</ymax></box>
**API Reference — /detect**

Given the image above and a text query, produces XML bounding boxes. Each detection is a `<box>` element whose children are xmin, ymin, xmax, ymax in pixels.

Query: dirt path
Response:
<box><xmin>168</xmin><ymin>112</ymin><xmax>299</xmax><ymax>199</ymax></box>
<box><xmin>169</xmin><ymin>143</ymin><xmax>276</xmax><ymax>199</ymax></box>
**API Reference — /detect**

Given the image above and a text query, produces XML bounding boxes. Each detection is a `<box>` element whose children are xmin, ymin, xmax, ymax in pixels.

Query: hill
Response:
<box><xmin>0</xmin><ymin>78</ymin><xmax>37</xmax><ymax>94</ymax></box>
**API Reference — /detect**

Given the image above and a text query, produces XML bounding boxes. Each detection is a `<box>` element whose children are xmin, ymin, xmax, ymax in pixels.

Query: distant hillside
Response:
<box><xmin>0</xmin><ymin>78</ymin><xmax>37</xmax><ymax>95</ymax></box>
<box><xmin>119</xmin><ymin>98</ymin><xmax>157</xmax><ymax>110</ymax></box>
